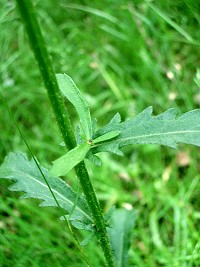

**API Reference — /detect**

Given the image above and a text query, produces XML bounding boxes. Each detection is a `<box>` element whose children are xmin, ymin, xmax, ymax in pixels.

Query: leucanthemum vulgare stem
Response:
<box><xmin>15</xmin><ymin>0</ymin><xmax>115</xmax><ymax>266</ymax></box>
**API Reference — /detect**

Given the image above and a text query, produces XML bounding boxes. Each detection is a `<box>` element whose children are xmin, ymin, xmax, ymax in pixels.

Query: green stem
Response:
<box><xmin>15</xmin><ymin>0</ymin><xmax>115</xmax><ymax>266</ymax></box>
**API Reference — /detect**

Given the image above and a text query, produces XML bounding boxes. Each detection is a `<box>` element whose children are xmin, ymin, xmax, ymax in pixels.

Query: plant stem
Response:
<box><xmin>15</xmin><ymin>0</ymin><xmax>115</xmax><ymax>266</ymax></box>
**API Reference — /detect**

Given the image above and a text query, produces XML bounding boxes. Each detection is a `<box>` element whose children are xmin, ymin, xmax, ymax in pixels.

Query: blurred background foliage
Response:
<box><xmin>0</xmin><ymin>0</ymin><xmax>200</xmax><ymax>266</ymax></box>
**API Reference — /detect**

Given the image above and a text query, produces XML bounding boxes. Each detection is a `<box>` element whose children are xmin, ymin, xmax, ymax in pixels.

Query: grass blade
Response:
<box><xmin>148</xmin><ymin>3</ymin><xmax>194</xmax><ymax>43</ymax></box>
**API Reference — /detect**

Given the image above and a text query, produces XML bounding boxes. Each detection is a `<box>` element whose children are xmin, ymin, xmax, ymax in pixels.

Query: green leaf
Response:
<box><xmin>107</xmin><ymin>209</ymin><xmax>136</xmax><ymax>267</ymax></box>
<box><xmin>56</xmin><ymin>73</ymin><xmax>93</xmax><ymax>140</ymax></box>
<box><xmin>104</xmin><ymin>206</ymin><xmax>116</xmax><ymax>223</ymax></box>
<box><xmin>49</xmin><ymin>143</ymin><xmax>91</xmax><ymax>177</ymax></box>
<box><xmin>0</xmin><ymin>152</ymin><xmax>93</xmax><ymax>230</ymax></box>
<box><xmin>93</xmin><ymin>130</ymin><xmax>120</xmax><ymax>144</ymax></box>
<box><xmin>92</xmin><ymin>118</ymin><xmax>97</xmax><ymax>133</ymax></box>
<box><xmin>92</xmin><ymin>107</ymin><xmax>200</xmax><ymax>155</ymax></box>
<box><xmin>80</xmin><ymin>233</ymin><xmax>95</xmax><ymax>246</ymax></box>
<box><xmin>85</xmin><ymin>150</ymin><xmax>102</xmax><ymax>166</ymax></box>
<box><xmin>75</xmin><ymin>123</ymin><xmax>85</xmax><ymax>145</ymax></box>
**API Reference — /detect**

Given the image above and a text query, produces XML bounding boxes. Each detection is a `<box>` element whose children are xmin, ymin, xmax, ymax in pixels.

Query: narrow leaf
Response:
<box><xmin>56</xmin><ymin>73</ymin><xmax>93</xmax><ymax>140</ymax></box>
<box><xmin>50</xmin><ymin>143</ymin><xmax>91</xmax><ymax>177</ymax></box>
<box><xmin>75</xmin><ymin>123</ymin><xmax>85</xmax><ymax>144</ymax></box>
<box><xmin>93</xmin><ymin>107</ymin><xmax>200</xmax><ymax>155</ymax></box>
<box><xmin>93</xmin><ymin>130</ymin><xmax>120</xmax><ymax>144</ymax></box>
<box><xmin>108</xmin><ymin>209</ymin><xmax>136</xmax><ymax>267</ymax></box>
<box><xmin>0</xmin><ymin>152</ymin><xmax>93</xmax><ymax>228</ymax></box>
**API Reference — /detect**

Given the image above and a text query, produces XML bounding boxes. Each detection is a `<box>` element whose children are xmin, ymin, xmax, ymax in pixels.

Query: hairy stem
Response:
<box><xmin>15</xmin><ymin>0</ymin><xmax>115</xmax><ymax>266</ymax></box>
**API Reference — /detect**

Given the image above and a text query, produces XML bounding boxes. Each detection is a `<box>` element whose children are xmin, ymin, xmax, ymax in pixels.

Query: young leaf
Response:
<box><xmin>92</xmin><ymin>118</ymin><xmax>97</xmax><ymax>133</ymax></box>
<box><xmin>56</xmin><ymin>73</ymin><xmax>93</xmax><ymax>140</ymax></box>
<box><xmin>49</xmin><ymin>143</ymin><xmax>91</xmax><ymax>177</ymax></box>
<box><xmin>75</xmin><ymin>123</ymin><xmax>85</xmax><ymax>145</ymax></box>
<box><xmin>92</xmin><ymin>107</ymin><xmax>200</xmax><ymax>155</ymax></box>
<box><xmin>0</xmin><ymin>152</ymin><xmax>93</xmax><ymax>229</ymax></box>
<box><xmin>107</xmin><ymin>209</ymin><xmax>136</xmax><ymax>267</ymax></box>
<box><xmin>93</xmin><ymin>130</ymin><xmax>121</xmax><ymax>144</ymax></box>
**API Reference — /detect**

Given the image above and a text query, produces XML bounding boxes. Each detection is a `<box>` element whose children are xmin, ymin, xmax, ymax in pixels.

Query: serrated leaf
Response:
<box><xmin>107</xmin><ymin>209</ymin><xmax>136</xmax><ymax>267</ymax></box>
<box><xmin>85</xmin><ymin>150</ymin><xmax>102</xmax><ymax>166</ymax></box>
<box><xmin>61</xmin><ymin>217</ymin><xmax>94</xmax><ymax>232</ymax></box>
<box><xmin>0</xmin><ymin>152</ymin><xmax>93</xmax><ymax>229</ymax></box>
<box><xmin>92</xmin><ymin>107</ymin><xmax>200</xmax><ymax>155</ymax></box>
<box><xmin>80</xmin><ymin>233</ymin><xmax>95</xmax><ymax>246</ymax></box>
<box><xmin>56</xmin><ymin>73</ymin><xmax>93</xmax><ymax>140</ymax></box>
<box><xmin>49</xmin><ymin>143</ymin><xmax>91</xmax><ymax>177</ymax></box>
<box><xmin>104</xmin><ymin>206</ymin><xmax>116</xmax><ymax>223</ymax></box>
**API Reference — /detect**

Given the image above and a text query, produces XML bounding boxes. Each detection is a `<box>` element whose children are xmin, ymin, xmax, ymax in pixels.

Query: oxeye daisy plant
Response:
<box><xmin>0</xmin><ymin>1</ymin><xmax>200</xmax><ymax>266</ymax></box>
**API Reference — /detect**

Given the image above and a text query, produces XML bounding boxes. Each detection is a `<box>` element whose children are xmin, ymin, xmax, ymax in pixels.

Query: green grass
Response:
<box><xmin>0</xmin><ymin>0</ymin><xmax>200</xmax><ymax>266</ymax></box>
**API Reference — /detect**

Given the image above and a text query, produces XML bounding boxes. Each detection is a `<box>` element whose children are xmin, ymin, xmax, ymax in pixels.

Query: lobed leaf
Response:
<box><xmin>107</xmin><ymin>209</ymin><xmax>136</xmax><ymax>267</ymax></box>
<box><xmin>56</xmin><ymin>73</ymin><xmax>93</xmax><ymax>140</ymax></box>
<box><xmin>85</xmin><ymin>150</ymin><xmax>102</xmax><ymax>166</ymax></box>
<box><xmin>104</xmin><ymin>206</ymin><xmax>116</xmax><ymax>223</ymax></box>
<box><xmin>0</xmin><ymin>152</ymin><xmax>93</xmax><ymax>229</ymax></box>
<box><xmin>49</xmin><ymin>143</ymin><xmax>91</xmax><ymax>177</ymax></box>
<box><xmin>92</xmin><ymin>107</ymin><xmax>200</xmax><ymax>155</ymax></box>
